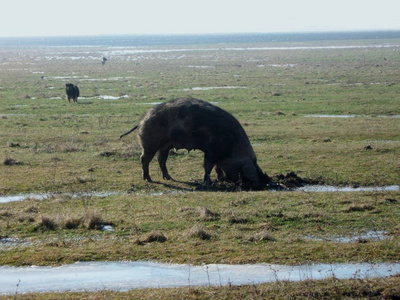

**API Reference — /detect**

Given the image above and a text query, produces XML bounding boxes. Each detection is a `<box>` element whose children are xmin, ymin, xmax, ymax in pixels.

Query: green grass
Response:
<box><xmin>1</xmin><ymin>191</ymin><xmax>399</xmax><ymax>266</ymax></box>
<box><xmin>0</xmin><ymin>38</ymin><xmax>400</xmax><ymax>298</ymax></box>
<box><xmin>3</xmin><ymin>276</ymin><xmax>400</xmax><ymax>299</ymax></box>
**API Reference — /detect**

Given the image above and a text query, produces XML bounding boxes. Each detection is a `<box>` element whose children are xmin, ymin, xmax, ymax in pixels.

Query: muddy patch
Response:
<box><xmin>272</xmin><ymin>171</ymin><xmax>309</xmax><ymax>188</ymax></box>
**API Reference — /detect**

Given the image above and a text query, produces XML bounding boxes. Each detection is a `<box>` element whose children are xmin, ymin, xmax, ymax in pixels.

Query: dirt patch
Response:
<box><xmin>192</xmin><ymin>171</ymin><xmax>311</xmax><ymax>191</ymax></box>
<box><xmin>272</xmin><ymin>171</ymin><xmax>310</xmax><ymax>189</ymax></box>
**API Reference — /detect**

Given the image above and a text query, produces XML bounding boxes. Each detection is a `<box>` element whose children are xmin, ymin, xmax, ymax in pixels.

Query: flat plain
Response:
<box><xmin>0</xmin><ymin>36</ymin><xmax>399</xmax><ymax>298</ymax></box>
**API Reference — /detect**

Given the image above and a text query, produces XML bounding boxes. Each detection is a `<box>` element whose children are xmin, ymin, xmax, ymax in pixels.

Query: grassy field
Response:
<box><xmin>0</xmin><ymin>37</ymin><xmax>399</xmax><ymax>298</ymax></box>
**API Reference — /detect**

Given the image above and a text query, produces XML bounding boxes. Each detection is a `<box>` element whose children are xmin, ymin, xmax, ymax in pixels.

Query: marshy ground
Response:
<box><xmin>0</xmin><ymin>36</ymin><xmax>399</xmax><ymax>298</ymax></box>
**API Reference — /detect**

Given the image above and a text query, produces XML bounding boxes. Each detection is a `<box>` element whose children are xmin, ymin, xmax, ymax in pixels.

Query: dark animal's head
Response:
<box><xmin>66</xmin><ymin>83</ymin><xmax>74</xmax><ymax>89</ymax></box>
<box><xmin>219</xmin><ymin>158</ymin><xmax>270</xmax><ymax>185</ymax></box>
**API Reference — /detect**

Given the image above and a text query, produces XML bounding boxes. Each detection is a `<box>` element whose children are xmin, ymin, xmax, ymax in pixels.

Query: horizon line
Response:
<box><xmin>1</xmin><ymin>29</ymin><xmax>400</xmax><ymax>39</ymax></box>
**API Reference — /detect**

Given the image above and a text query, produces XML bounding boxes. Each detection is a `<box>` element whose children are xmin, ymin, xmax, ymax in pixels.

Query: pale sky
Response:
<box><xmin>1</xmin><ymin>0</ymin><xmax>400</xmax><ymax>37</ymax></box>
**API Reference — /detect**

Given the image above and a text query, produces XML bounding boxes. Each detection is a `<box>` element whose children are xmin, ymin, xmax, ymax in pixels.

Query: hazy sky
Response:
<box><xmin>1</xmin><ymin>0</ymin><xmax>400</xmax><ymax>37</ymax></box>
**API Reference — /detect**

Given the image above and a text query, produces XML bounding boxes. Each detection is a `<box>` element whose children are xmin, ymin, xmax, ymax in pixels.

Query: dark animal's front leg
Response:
<box><xmin>203</xmin><ymin>153</ymin><xmax>216</xmax><ymax>186</ymax></box>
<box><xmin>157</xmin><ymin>149</ymin><xmax>172</xmax><ymax>180</ymax></box>
<box><xmin>215</xmin><ymin>167</ymin><xmax>225</xmax><ymax>181</ymax></box>
<box><xmin>141</xmin><ymin>150</ymin><xmax>156</xmax><ymax>182</ymax></box>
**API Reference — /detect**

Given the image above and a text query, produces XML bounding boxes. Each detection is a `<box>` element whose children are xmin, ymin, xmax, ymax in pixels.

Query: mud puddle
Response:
<box><xmin>0</xmin><ymin>261</ymin><xmax>399</xmax><ymax>294</ymax></box>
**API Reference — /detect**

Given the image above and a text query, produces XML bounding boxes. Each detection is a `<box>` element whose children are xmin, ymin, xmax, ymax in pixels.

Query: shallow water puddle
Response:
<box><xmin>296</xmin><ymin>185</ymin><xmax>399</xmax><ymax>192</ymax></box>
<box><xmin>0</xmin><ymin>237</ymin><xmax>32</xmax><ymax>249</ymax></box>
<box><xmin>176</xmin><ymin>86</ymin><xmax>247</xmax><ymax>92</ymax></box>
<box><xmin>305</xmin><ymin>230</ymin><xmax>388</xmax><ymax>243</ymax></box>
<box><xmin>0</xmin><ymin>185</ymin><xmax>398</xmax><ymax>204</ymax></box>
<box><xmin>97</xmin><ymin>95</ymin><xmax>129</xmax><ymax>100</ymax></box>
<box><xmin>0</xmin><ymin>191</ymin><xmax>121</xmax><ymax>204</ymax></box>
<box><xmin>0</xmin><ymin>261</ymin><xmax>399</xmax><ymax>294</ymax></box>
<box><xmin>138</xmin><ymin>101</ymin><xmax>163</xmax><ymax>105</ymax></box>
<box><xmin>304</xmin><ymin>114</ymin><xmax>400</xmax><ymax>118</ymax></box>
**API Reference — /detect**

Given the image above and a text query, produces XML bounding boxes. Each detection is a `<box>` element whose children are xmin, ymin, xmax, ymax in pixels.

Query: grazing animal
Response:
<box><xmin>120</xmin><ymin>97</ymin><xmax>270</xmax><ymax>186</ymax></box>
<box><xmin>65</xmin><ymin>83</ymin><xmax>80</xmax><ymax>103</ymax></box>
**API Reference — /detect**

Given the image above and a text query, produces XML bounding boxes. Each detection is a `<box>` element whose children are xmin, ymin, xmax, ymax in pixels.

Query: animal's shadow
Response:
<box><xmin>151</xmin><ymin>179</ymin><xmax>282</xmax><ymax>192</ymax></box>
<box><xmin>139</xmin><ymin>171</ymin><xmax>309</xmax><ymax>193</ymax></box>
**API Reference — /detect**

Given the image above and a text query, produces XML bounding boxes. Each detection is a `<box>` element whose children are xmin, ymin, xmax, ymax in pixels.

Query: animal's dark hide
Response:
<box><xmin>65</xmin><ymin>83</ymin><xmax>80</xmax><ymax>103</ymax></box>
<box><xmin>120</xmin><ymin>97</ymin><xmax>270</xmax><ymax>186</ymax></box>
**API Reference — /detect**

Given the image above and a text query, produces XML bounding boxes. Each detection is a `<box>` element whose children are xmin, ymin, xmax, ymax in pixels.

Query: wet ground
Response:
<box><xmin>1</xmin><ymin>184</ymin><xmax>398</xmax><ymax>204</ymax></box>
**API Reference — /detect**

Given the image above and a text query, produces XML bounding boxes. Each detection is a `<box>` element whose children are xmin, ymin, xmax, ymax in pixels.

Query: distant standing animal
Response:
<box><xmin>120</xmin><ymin>97</ymin><xmax>270</xmax><ymax>186</ymax></box>
<box><xmin>65</xmin><ymin>83</ymin><xmax>80</xmax><ymax>103</ymax></box>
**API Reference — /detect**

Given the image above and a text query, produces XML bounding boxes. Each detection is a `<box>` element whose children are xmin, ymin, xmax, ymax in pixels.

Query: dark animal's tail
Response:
<box><xmin>119</xmin><ymin>125</ymin><xmax>139</xmax><ymax>139</ymax></box>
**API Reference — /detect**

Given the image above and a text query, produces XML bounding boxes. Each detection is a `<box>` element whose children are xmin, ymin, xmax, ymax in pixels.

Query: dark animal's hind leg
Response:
<box><xmin>141</xmin><ymin>150</ymin><xmax>156</xmax><ymax>182</ymax></box>
<box><xmin>157</xmin><ymin>149</ymin><xmax>172</xmax><ymax>180</ymax></box>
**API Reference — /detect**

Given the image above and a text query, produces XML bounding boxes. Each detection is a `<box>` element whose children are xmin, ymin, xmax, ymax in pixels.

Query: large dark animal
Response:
<box><xmin>120</xmin><ymin>98</ymin><xmax>270</xmax><ymax>186</ymax></box>
<box><xmin>65</xmin><ymin>83</ymin><xmax>80</xmax><ymax>103</ymax></box>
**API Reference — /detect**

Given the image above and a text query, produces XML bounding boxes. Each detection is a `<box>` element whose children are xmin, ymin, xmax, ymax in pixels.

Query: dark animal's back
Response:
<box><xmin>142</xmin><ymin>98</ymin><xmax>242</xmax><ymax>129</ymax></box>
<box><xmin>138</xmin><ymin>98</ymin><xmax>252</xmax><ymax>156</ymax></box>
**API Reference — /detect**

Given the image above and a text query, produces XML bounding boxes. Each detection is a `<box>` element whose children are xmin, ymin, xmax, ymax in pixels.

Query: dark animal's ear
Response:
<box><xmin>242</xmin><ymin>160</ymin><xmax>259</xmax><ymax>183</ymax></box>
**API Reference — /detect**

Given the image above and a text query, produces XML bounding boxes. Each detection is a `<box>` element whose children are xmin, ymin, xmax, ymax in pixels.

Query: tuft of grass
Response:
<box><xmin>84</xmin><ymin>210</ymin><xmax>107</xmax><ymax>230</ymax></box>
<box><xmin>187</xmin><ymin>224</ymin><xmax>212</xmax><ymax>240</ymax></box>
<box><xmin>228</xmin><ymin>212</ymin><xmax>249</xmax><ymax>224</ymax></box>
<box><xmin>198</xmin><ymin>207</ymin><xmax>220</xmax><ymax>221</ymax></box>
<box><xmin>247</xmin><ymin>230</ymin><xmax>276</xmax><ymax>243</ymax></box>
<box><xmin>62</xmin><ymin>217</ymin><xmax>83</xmax><ymax>230</ymax></box>
<box><xmin>344</xmin><ymin>204</ymin><xmax>375</xmax><ymax>212</ymax></box>
<box><xmin>17</xmin><ymin>275</ymin><xmax>400</xmax><ymax>299</ymax></box>
<box><xmin>142</xmin><ymin>230</ymin><xmax>167</xmax><ymax>243</ymax></box>
<box><xmin>36</xmin><ymin>216</ymin><xmax>57</xmax><ymax>231</ymax></box>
